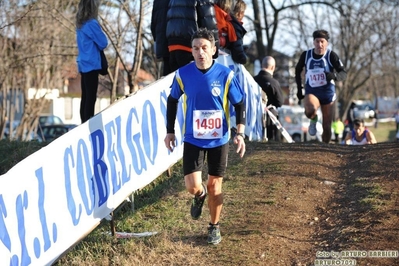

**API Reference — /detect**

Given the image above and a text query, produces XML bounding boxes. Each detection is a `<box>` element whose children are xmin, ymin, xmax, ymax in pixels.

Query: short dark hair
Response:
<box><xmin>354</xmin><ymin>118</ymin><xmax>364</xmax><ymax>126</ymax></box>
<box><xmin>313</xmin><ymin>29</ymin><xmax>329</xmax><ymax>41</ymax></box>
<box><xmin>191</xmin><ymin>28</ymin><xmax>215</xmax><ymax>46</ymax></box>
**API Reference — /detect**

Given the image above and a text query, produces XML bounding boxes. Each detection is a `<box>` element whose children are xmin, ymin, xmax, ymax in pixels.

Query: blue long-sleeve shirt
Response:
<box><xmin>76</xmin><ymin>19</ymin><xmax>108</xmax><ymax>73</ymax></box>
<box><xmin>168</xmin><ymin>61</ymin><xmax>244</xmax><ymax>148</ymax></box>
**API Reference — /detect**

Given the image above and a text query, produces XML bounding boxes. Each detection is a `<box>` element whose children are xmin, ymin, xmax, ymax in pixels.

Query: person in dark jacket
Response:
<box><xmin>151</xmin><ymin>0</ymin><xmax>171</xmax><ymax>77</ymax></box>
<box><xmin>228</xmin><ymin>16</ymin><xmax>247</xmax><ymax>64</ymax></box>
<box><xmin>166</xmin><ymin>0</ymin><xmax>219</xmax><ymax>72</ymax></box>
<box><xmin>214</xmin><ymin>0</ymin><xmax>247</xmax><ymax>64</ymax></box>
<box><xmin>342</xmin><ymin>101</ymin><xmax>356</xmax><ymax>140</ymax></box>
<box><xmin>254</xmin><ymin>56</ymin><xmax>284</xmax><ymax>141</ymax></box>
<box><xmin>230</xmin><ymin>0</ymin><xmax>247</xmax><ymax>64</ymax></box>
<box><xmin>346</xmin><ymin>101</ymin><xmax>356</xmax><ymax>130</ymax></box>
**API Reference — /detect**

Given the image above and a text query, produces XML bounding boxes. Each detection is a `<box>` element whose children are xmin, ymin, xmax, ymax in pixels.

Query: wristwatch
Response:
<box><xmin>236</xmin><ymin>133</ymin><xmax>245</xmax><ymax>139</ymax></box>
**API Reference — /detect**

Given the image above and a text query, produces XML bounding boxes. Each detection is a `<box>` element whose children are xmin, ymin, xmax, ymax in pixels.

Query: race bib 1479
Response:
<box><xmin>307</xmin><ymin>68</ymin><xmax>327</xmax><ymax>87</ymax></box>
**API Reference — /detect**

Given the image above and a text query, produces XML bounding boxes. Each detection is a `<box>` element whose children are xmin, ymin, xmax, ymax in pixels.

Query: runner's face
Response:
<box><xmin>192</xmin><ymin>38</ymin><xmax>216</xmax><ymax>70</ymax></box>
<box><xmin>354</xmin><ymin>124</ymin><xmax>365</xmax><ymax>136</ymax></box>
<box><xmin>313</xmin><ymin>38</ymin><xmax>328</xmax><ymax>55</ymax></box>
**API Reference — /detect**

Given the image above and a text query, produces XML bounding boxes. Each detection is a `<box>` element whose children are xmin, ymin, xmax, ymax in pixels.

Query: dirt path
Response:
<box><xmin>57</xmin><ymin>142</ymin><xmax>399</xmax><ymax>266</ymax></box>
<box><xmin>200</xmin><ymin>142</ymin><xmax>399</xmax><ymax>266</ymax></box>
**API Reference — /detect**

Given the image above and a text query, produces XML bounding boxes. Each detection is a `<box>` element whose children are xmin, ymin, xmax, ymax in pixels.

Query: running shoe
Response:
<box><xmin>207</xmin><ymin>224</ymin><xmax>222</xmax><ymax>245</ymax></box>
<box><xmin>190</xmin><ymin>184</ymin><xmax>207</xmax><ymax>220</ymax></box>
<box><xmin>308</xmin><ymin>120</ymin><xmax>317</xmax><ymax>136</ymax></box>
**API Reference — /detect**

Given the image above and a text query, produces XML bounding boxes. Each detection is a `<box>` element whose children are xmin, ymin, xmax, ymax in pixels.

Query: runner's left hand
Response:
<box><xmin>325</xmin><ymin>72</ymin><xmax>336</xmax><ymax>81</ymax></box>
<box><xmin>234</xmin><ymin>135</ymin><xmax>246</xmax><ymax>158</ymax></box>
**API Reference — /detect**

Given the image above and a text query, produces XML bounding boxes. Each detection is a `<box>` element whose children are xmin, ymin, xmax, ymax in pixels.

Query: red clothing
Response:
<box><xmin>214</xmin><ymin>5</ymin><xmax>237</xmax><ymax>46</ymax></box>
<box><xmin>168</xmin><ymin>44</ymin><xmax>192</xmax><ymax>53</ymax></box>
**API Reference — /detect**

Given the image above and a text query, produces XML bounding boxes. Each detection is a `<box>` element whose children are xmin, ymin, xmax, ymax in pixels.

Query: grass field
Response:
<box><xmin>365</xmin><ymin>120</ymin><xmax>397</xmax><ymax>142</ymax></box>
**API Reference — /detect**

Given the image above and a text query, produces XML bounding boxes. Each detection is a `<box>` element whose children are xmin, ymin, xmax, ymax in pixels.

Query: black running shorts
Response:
<box><xmin>183</xmin><ymin>142</ymin><xmax>229</xmax><ymax>177</ymax></box>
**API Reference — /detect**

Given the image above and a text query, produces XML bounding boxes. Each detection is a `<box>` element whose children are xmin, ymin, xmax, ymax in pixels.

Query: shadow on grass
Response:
<box><xmin>0</xmin><ymin>139</ymin><xmax>48</xmax><ymax>174</ymax></box>
<box><xmin>111</xmin><ymin>161</ymin><xmax>186</xmax><ymax>219</ymax></box>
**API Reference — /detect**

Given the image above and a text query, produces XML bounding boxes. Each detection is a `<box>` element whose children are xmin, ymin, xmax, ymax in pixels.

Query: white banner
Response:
<box><xmin>0</xmin><ymin>54</ymin><xmax>263</xmax><ymax>266</ymax></box>
<box><xmin>216</xmin><ymin>54</ymin><xmax>264</xmax><ymax>140</ymax></box>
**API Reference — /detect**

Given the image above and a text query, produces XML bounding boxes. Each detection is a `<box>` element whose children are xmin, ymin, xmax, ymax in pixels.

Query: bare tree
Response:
<box><xmin>101</xmin><ymin>0</ymin><xmax>154</xmax><ymax>98</ymax></box>
<box><xmin>1</xmin><ymin>0</ymin><xmax>77</xmax><ymax>140</ymax></box>
<box><xmin>128</xmin><ymin>0</ymin><xmax>144</xmax><ymax>94</ymax></box>
<box><xmin>334</xmin><ymin>0</ymin><xmax>399</xmax><ymax>118</ymax></box>
<box><xmin>1</xmin><ymin>0</ymin><xmax>156</xmax><ymax>140</ymax></box>
<box><xmin>248</xmin><ymin>0</ymin><xmax>337</xmax><ymax>59</ymax></box>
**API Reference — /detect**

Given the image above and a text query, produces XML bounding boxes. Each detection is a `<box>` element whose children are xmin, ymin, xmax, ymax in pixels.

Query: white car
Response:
<box><xmin>353</xmin><ymin>104</ymin><xmax>375</xmax><ymax>119</ymax></box>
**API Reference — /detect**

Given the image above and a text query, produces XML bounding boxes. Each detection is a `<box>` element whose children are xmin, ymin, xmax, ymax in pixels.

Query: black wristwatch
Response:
<box><xmin>236</xmin><ymin>133</ymin><xmax>245</xmax><ymax>139</ymax></box>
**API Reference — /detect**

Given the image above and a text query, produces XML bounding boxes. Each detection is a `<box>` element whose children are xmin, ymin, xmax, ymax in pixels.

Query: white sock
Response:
<box><xmin>199</xmin><ymin>185</ymin><xmax>206</xmax><ymax>197</ymax></box>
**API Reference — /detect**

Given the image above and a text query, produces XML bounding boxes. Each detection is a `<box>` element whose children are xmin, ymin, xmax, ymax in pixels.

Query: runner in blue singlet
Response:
<box><xmin>295</xmin><ymin>30</ymin><xmax>347</xmax><ymax>143</ymax></box>
<box><xmin>164</xmin><ymin>28</ymin><xmax>246</xmax><ymax>245</ymax></box>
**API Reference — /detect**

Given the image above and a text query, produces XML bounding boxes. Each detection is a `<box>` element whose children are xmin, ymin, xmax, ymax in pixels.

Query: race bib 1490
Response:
<box><xmin>193</xmin><ymin>110</ymin><xmax>223</xmax><ymax>139</ymax></box>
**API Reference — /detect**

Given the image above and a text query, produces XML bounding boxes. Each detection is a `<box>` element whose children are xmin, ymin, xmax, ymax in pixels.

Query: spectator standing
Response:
<box><xmin>331</xmin><ymin>117</ymin><xmax>344</xmax><ymax>143</ymax></box>
<box><xmin>164</xmin><ymin>28</ymin><xmax>246</xmax><ymax>245</ymax></box>
<box><xmin>166</xmin><ymin>0</ymin><xmax>219</xmax><ymax>72</ymax></box>
<box><xmin>344</xmin><ymin>118</ymin><xmax>377</xmax><ymax>145</ymax></box>
<box><xmin>151</xmin><ymin>0</ymin><xmax>171</xmax><ymax>77</ymax></box>
<box><xmin>343</xmin><ymin>101</ymin><xmax>356</xmax><ymax>140</ymax></box>
<box><xmin>373</xmin><ymin>109</ymin><xmax>378</xmax><ymax>128</ymax></box>
<box><xmin>76</xmin><ymin>0</ymin><xmax>108</xmax><ymax>123</ymax></box>
<box><xmin>214</xmin><ymin>0</ymin><xmax>247</xmax><ymax>64</ymax></box>
<box><xmin>295</xmin><ymin>30</ymin><xmax>347</xmax><ymax>143</ymax></box>
<box><xmin>254</xmin><ymin>56</ymin><xmax>284</xmax><ymax>141</ymax></box>
<box><xmin>347</xmin><ymin>101</ymin><xmax>356</xmax><ymax>130</ymax></box>
<box><xmin>214</xmin><ymin>0</ymin><xmax>234</xmax><ymax>48</ymax></box>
